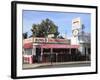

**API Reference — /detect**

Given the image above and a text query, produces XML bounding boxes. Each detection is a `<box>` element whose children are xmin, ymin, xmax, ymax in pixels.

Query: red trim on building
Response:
<box><xmin>23</xmin><ymin>43</ymin><xmax>33</xmax><ymax>48</ymax></box>
<box><xmin>39</xmin><ymin>44</ymin><xmax>79</xmax><ymax>49</ymax></box>
<box><xmin>24</xmin><ymin>43</ymin><xmax>79</xmax><ymax>49</ymax></box>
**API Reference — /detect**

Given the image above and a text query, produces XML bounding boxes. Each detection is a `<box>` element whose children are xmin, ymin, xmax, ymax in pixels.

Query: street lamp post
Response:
<box><xmin>45</xmin><ymin>25</ymin><xmax>53</xmax><ymax>65</ymax></box>
<box><xmin>48</xmin><ymin>26</ymin><xmax>53</xmax><ymax>65</ymax></box>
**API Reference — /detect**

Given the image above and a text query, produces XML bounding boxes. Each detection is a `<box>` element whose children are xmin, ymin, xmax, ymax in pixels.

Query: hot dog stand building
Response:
<box><xmin>23</xmin><ymin>37</ymin><xmax>81</xmax><ymax>64</ymax></box>
<box><xmin>23</xmin><ymin>18</ymin><xmax>91</xmax><ymax>64</ymax></box>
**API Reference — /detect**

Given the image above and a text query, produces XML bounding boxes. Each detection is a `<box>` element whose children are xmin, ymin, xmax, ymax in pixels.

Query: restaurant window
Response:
<box><xmin>24</xmin><ymin>48</ymin><xmax>32</xmax><ymax>55</ymax></box>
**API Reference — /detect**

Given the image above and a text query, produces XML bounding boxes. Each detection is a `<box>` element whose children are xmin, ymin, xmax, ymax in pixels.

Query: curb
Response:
<box><xmin>23</xmin><ymin>61</ymin><xmax>90</xmax><ymax>69</ymax></box>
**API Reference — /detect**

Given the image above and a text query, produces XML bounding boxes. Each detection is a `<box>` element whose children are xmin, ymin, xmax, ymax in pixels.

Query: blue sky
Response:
<box><xmin>23</xmin><ymin>10</ymin><xmax>91</xmax><ymax>38</ymax></box>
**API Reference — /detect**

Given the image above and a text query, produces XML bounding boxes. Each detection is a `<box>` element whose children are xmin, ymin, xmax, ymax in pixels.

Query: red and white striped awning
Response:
<box><xmin>23</xmin><ymin>43</ymin><xmax>79</xmax><ymax>49</ymax></box>
<box><xmin>40</xmin><ymin>44</ymin><xmax>79</xmax><ymax>49</ymax></box>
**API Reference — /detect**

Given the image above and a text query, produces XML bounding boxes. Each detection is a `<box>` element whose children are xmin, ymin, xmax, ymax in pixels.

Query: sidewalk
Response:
<box><xmin>23</xmin><ymin>61</ymin><xmax>90</xmax><ymax>69</ymax></box>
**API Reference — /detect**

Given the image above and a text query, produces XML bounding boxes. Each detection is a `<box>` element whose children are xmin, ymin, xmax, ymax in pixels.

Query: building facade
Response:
<box><xmin>23</xmin><ymin>37</ymin><xmax>80</xmax><ymax>64</ymax></box>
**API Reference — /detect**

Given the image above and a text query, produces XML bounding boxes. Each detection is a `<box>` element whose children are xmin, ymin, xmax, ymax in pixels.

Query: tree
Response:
<box><xmin>31</xmin><ymin>18</ymin><xmax>59</xmax><ymax>38</ymax></box>
<box><xmin>23</xmin><ymin>32</ymin><xmax>28</xmax><ymax>39</ymax></box>
<box><xmin>31</xmin><ymin>24</ymin><xmax>39</xmax><ymax>37</ymax></box>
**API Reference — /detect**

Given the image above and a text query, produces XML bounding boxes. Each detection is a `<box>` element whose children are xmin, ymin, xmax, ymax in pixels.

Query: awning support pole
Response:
<box><xmin>70</xmin><ymin>48</ymin><xmax>71</xmax><ymax>54</ymax></box>
<box><xmin>51</xmin><ymin>48</ymin><xmax>53</xmax><ymax>65</ymax></box>
<box><xmin>70</xmin><ymin>48</ymin><xmax>72</xmax><ymax>61</ymax></box>
<box><xmin>76</xmin><ymin>48</ymin><xmax>77</xmax><ymax>54</ymax></box>
<box><xmin>41</xmin><ymin>48</ymin><xmax>43</xmax><ymax>62</ymax></box>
